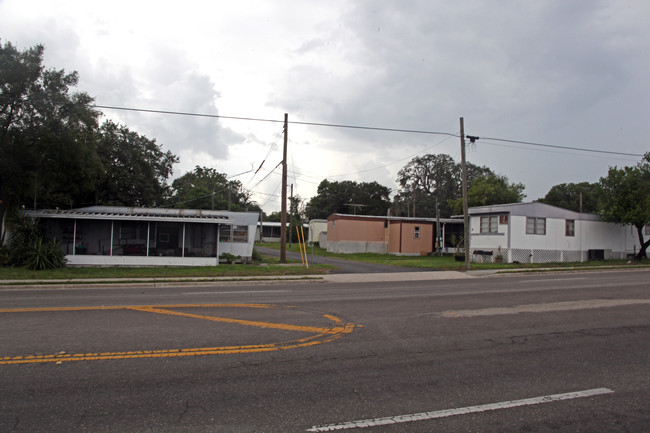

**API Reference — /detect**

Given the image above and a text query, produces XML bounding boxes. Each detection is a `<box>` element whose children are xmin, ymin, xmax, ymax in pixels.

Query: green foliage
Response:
<box><xmin>23</xmin><ymin>237</ymin><xmax>67</xmax><ymax>270</ymax></box>
<box><xmin>167</xmin><ymin>166</ymin><xmax>260</xmax><ymax>211</ymax></box>
<box><xmin>538</xmin><ymin>182</ymin><xmax>601</xmax><ymax>213</ymax></box>
<box><xmin>251</xmin><ymin>247</ymin><xmax>263</xmax><ymax>262</ymax></box>
<box><xmin>451</xmin><ymin>174</ymin><xmax>526</xmax><ymax>214</ymax></box>
<box><xmin>599</xmin><ymin>153</ymin><xmax>650</xmax><ymax>259</ymax></box>
<box><xmin>393</xmin><ymin>154</ymin><xmax>495</xmax><ymax>218</ymax></box>
<box><xmin>0</xmin><ymin>41</ymin><xmax>178</xmax><ymax>212</ymax></box>
<box><xmin>0</xmin><ymin>246</ymin><xmax>9</xmax><ymax>266</ymax></box>
<box><xmin>219</xmin><ymin>252</ymin><xmax>240</xmax><ymax>264</ymax></box>
<box><xmin>305</xmin><ymin>179</ymin><xmax>391</xmax><ymax>219</ymax></box>
<box><xmin>96</xmin><ymin>120</ymin><xmax>179</xmax><ymax>207</ymax></box>
<box><xmin>0</xmin><ymin>40</ymin><xmax>103</xmax><ymax>210</ymax></box>
<box><xmin>6</xmin><ymin>213</ymin><xmax>66</xmax><ymax>270</ymax></box>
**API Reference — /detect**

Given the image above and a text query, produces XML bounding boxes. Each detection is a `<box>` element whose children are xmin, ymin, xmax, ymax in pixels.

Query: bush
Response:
<box><xmin>251</xmin><ymin>247</ymin><xmax>263</xmax><ymax>262</ymax></box>
<box><xmin>6</xmin><ymin>212</ymin><xmax>67</xmax><ymax>270</ymax></box>
<box><xmin>219</xmin><ymin>252</ymin><xmax>239</xmax><ymax>264</ymax></box>
<box><xmin>0</xmin><ymin>246</ymin><xmax>9</xmax><ymax>267</ymax></box>
<box><xmin>23</xmin><ymin>237</ymin><xmax>67</xmax><ymax>270</ymax></box>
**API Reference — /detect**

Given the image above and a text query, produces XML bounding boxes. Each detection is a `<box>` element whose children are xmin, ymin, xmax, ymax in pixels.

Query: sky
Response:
<box><xmin>1</xmin><ymin>0</ymin><xmax>648</xmax><ymax>214</ymax></box>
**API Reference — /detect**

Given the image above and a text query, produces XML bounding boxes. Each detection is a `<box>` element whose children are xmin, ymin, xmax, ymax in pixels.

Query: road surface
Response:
<box><xmin>1</xmin><ymin>269</ymin><xmax>648</xmax><ymax>432</ymax></box>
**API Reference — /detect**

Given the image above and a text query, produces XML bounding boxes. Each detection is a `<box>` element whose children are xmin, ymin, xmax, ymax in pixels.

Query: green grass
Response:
<box><xmin>261</xmin><ymin>242</ymin><xmax>650</xmax><ymax>272</ymax></box>
<box><xmin>0</xmin><ymin>252</ymin><xmax>332</xmax><ymax>281</ymax></box>
<box><xmin>0</xmin><ymin>243</ymin><xmax>646</xmax><ymax>281</ymax></box>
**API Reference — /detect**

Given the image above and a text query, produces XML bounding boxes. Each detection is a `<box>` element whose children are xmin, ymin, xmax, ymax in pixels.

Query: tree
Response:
<box><xmin>0</xmin><ymin>40</ymin><xmax>103</xmax><ymax>211</ymax></box>
<box><xmin>598</xmin><ymin>153</ymin><xmax>650</xmax><ymax>260</ymax></box>
<box><xmin>538</xmin><ymin>182</ymin><xmax>601</xmax><ymax>213</ymax></box>
<box><xmin>305</xmin><ymin>179</ymin><xmax>391</xmax><ymax>220</ymax></box>
<box><xmin>168</xmin><ymin>166</ymin><xmax>260</xmax><ymax>212</ymax></box>
<box><xmin>95</xmin><ymin>120</ymin><xmax>178</xmax><ymax>207</ymax></box>
<box><xmin>393</xmin><ymin>154</ymin><xmax>493</xmax><ymax>218</ymax></box>
<box><xmin>451</xmin><ymin>174</ymin><xmax>525</xmax><ymax>214</ymax></box>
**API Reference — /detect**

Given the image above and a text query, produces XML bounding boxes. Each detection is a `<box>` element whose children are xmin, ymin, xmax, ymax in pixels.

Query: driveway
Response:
<box><xmin>255</xmin><ymin>246</ymin><xmax>434</xmax><ymax>274</ymax></box>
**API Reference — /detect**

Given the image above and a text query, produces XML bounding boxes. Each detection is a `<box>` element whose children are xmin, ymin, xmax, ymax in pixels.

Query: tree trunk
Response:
<box><xmin>635</xmin><ymin>225</ymin><xmax>649</xmax><ymax>260</ymax></box>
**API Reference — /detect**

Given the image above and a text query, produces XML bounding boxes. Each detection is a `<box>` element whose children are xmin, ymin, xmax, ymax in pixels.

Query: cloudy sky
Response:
<box><xmin>1</xmin><ymin>0</ymin><xmax>648</xmax><ymax>213</ymax></box>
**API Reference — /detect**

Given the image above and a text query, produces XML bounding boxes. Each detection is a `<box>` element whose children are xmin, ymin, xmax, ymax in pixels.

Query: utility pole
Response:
<box><xmin>436</xmin><ymin>198</ymin><xmax>441</xmax><ymax>256</ymax></box>
<box><xmin>289</xmin><ymin>184</ymin><xmax>293</xmax><ymax>247</ymax></box>
<box><xmin>460</xmin><ymin>117</ymin><xmax>470</xmax><ymax>271</ymax></box>
<box><xmin>280</xmin><ymin>113</ymin><xmax>288</xmax><ymax>263</ymax></box>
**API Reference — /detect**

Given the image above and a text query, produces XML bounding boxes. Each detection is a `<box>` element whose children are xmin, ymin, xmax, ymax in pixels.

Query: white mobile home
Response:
<box><xmin>468</xmin><ymin>202</ymin><xmax>642</xmax><ymax>263</ymax></box>
<box><xmin>26</xmin><ymin>206</ymin><xmax>258</xmax><ymax>266</ymax></box>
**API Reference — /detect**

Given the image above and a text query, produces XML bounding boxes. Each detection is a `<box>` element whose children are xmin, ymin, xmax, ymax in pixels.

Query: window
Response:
<box><xmin>499</xmin><ymin>214</ymin><xmax>509</xmax><ymax>224</ymax></box>
<box><xmin>219</xmin><ymin>226</ymin><xmax>231</xmax><ymax>242</ymax></box>
<box><xmin>645</xmin><ymin>224</ymin><xmax>650</xmax><ymax>236</ymax></box>
<box><xmin>233</xmin><ymin>225</ymin><xmax>248</xmax><ymax>243</ymax></box>
<box><xmin>414</xmin><ymin>226</ymin><xmax>421</xmax><ymax>239</ymax></box>
<box><xmin>526</xmin><ymin>217</ymin><xmax>546</xmax><ymax>235</ymax></box>
<box><xmin>565</xmin><ymin>220</ymin><xmax>575</xmax><ymax>237</ymax></box>
<box><xmin>480</xmin><ymin>216</ymin><xmax>498</xmax><ymax>233</ymax></box>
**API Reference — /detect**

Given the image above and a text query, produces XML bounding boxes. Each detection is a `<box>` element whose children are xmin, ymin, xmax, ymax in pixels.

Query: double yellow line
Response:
<box><xmin>0</xmin><ymin>304</ymin><xmax>355</xmax><ymax>365</ymax></box>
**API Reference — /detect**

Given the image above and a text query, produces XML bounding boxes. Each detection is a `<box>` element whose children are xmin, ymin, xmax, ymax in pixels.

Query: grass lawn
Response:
<box><xmin>261</xmin><ymin>242</ymin><xmax>650</xmax><ymax>272</ymax></box>
<box><xmin>0</xmin><ymin>250</ymin><xmax>332</xmax><ymax>281</ymax></box>
<box><xmin>0</xmin><ymin>244</ymin><xmax>646</xmax><ymax>281</ymax></box>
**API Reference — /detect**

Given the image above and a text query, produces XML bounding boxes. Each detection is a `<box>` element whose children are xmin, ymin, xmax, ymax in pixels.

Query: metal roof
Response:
<box><xmin>328</xmin><ymin>213</ymin><xmax>462</xmax><ymax>224</ymax></box>
<box><xmin>465</xmin><ymin>202</ymin><xmax>602</xmax><ymax>221</ymax></box>
<box><xmin>26</xmin><ymin>206</ymin><xmax>238</xmax><ymax>224</ymax></box>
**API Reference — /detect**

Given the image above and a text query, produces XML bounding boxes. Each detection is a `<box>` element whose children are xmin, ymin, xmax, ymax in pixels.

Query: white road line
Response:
<box><xmin>183</xmin><ymin>290</ymin><xmax>292</xmax><ymax>295</ymax></box>
<box><xmin>307</xmin><ymin>388</ymin><xmax>614</xmax><ymax>432</ymax></box>
<box><xmin>437</xmin><ymin>299</ymin><xmax>650</xmax><ymax>317</ymax></box>
<box><xmin>519</xmin><ymin>277</ymin><xmax>588</xmax><ymax>283</ymax></box>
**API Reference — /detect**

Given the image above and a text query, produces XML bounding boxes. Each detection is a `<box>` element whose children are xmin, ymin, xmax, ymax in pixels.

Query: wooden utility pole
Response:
<box><xmin>460</xmin><ymin>117</ymin><xmax>470</xmax><ymax>271</ymax></box>
<box><xmin>280</xmin><ymin>113</ymin><xmax>288</xmax><ymax>263</ymax></box>
<box><xmin>289</xmin><ymin>183</ymin><xmax>293</xmax><ymax>247</ymax></box>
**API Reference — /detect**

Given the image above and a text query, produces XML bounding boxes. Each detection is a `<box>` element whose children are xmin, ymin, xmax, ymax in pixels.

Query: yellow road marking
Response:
<box><xmin>130</xmin><ymin>306</ymin><xmax>342</xmax><ymax>334</ymax></box>
<box><xmin>0</xmin><ymin>304</ymin><xmax>356</xmax><ymax>365</ymax></box>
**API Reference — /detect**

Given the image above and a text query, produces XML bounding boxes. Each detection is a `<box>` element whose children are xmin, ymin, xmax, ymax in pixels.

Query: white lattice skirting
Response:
<box><xmin>470</xmin><ymin>248</ymin><xmax>628</xmax><ymax>264</ymax></box>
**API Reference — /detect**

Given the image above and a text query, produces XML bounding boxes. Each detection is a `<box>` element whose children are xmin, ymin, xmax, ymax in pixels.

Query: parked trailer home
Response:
<box><xmin>325</xmin><ymin>214</ymin><xmax>463</xmax><ymax>255</ymax></box>
<box><xmin>467</xmin><ymin>202</ymin><xmax>642</xmax><ymax>263</ymax></box>
<box><xmin>25</xmin><ymin>206</ymin><xmax>258</xmax><ymax>266</ymax></box>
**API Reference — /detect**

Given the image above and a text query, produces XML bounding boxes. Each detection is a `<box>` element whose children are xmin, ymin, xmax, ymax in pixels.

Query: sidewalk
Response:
<box><xmin>0</xmin><ymin>270</ymin><xmax>495</xmax><ymax>289</ymax></box>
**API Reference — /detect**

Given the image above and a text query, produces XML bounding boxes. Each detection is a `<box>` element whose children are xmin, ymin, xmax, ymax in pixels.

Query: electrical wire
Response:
<box><xmin>5</xmin><ymin>96</ymin><xmax>643</xmax><ymax>158</ymax></box>
<box><xmin>479</xmin><ymin>136</ymin><xmax>643</xmax><ymax>158</ymax></box>
<box><xmin>90</xmin><ymin>102</ymin><xmax>643</xmax><ymax>158</ymax></box>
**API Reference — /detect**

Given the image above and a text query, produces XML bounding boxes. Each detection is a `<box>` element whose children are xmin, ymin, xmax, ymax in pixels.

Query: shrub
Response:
<box><xmin>7</xmin><ymin>212</ymin><xmax>67</xmax><ymax>270</ymax></box>
<box><xmin>23</xmin><ymin>237</ymin><xmax>67</xmax><ymax>270</ymax></box>
<box><xmin>251</xmin><ymin>247</ymin><xmax>263</xmax><ymax>262</ymax></box>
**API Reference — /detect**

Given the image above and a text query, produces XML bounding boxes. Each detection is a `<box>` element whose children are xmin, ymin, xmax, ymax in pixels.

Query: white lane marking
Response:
<box><xmin>437</xmin><ymin>299</ymin><xmax>650</xmax><ymax>317</ymax></box>
<box><xmin>307</xmin><ymin>388</ymin><xmax>614</xmax><ymax>432</ymax></box>
<box><xmin>183</xmin><ymin>290</ymin><xmax>292</xmax><ymax>295</ymax></box>
<box><xmin>519</xmin><ymin>277</ymin><xmax>588</xmax><ymax>283</ymax></box>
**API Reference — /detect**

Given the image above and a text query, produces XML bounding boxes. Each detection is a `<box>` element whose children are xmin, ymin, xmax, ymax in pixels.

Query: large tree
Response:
<box><xmin>1</xmin><ymin>40</ymin><xmax>180</xmax><ymax>215</ymax></box>
<box><xmin>451</xmin><ymin>174</ymin><xmax>525</xmax><ymax>214</ymax></box>
<box><xmin>168</xmin><ymin>166</ymin><xmax>260</xmax><ymax>212</ymax></box>
<box><xmin>599</xmin><ymin>153</ymin><xmax>650</xmax><ymax>259</ymax></box>
<box><xmin>305</xmin><ymin>179</ymin><xmax>391</xmax><ymax>219</ymax></box>
<box><xmin>538</xmin><ymin>182</ymin><xmax>601</xmax><ymax>213</ymax></box>
<box><xmin>95</xmin><ymin>120</ymin><xmax>178</xmax><ymax>207</ymax></box>
<box><xmin>393</xmin><ymin>154</ymin><xmax>493</xmax><ymax>218</ymax></box>
<box><xmin>0</xmin><ymin>41</ymin><xmax>103</xmax><ymax>210</ymax></box>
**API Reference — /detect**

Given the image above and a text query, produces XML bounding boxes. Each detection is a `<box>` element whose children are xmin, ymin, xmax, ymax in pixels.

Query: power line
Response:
<box><xmin>93</xmin><ymin>103</ymin><xmax>642</xmax><ymax>158</ymax></box>
<box><xmin>6</xmin><ymin>96</ymin><xmax>642</xmax><ymax>158</ymax></box>
<box><xmin>480</xmin><ymin>136</ymin><xmax>643</xmax><ymax>158</ymax></box>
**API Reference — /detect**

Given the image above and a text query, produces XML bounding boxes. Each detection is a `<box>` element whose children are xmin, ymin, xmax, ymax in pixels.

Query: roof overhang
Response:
<box><xmin>25</xmin><ymin>207</ymin><xmax>234</xmax><ymax>225</ymax></box>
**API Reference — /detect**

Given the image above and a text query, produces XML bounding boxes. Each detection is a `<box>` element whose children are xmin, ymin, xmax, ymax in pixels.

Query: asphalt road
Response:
<box><xmin>1</xmin><ymin>269</ymin><xmax>649</xmax><ymax>432</ymax></box>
